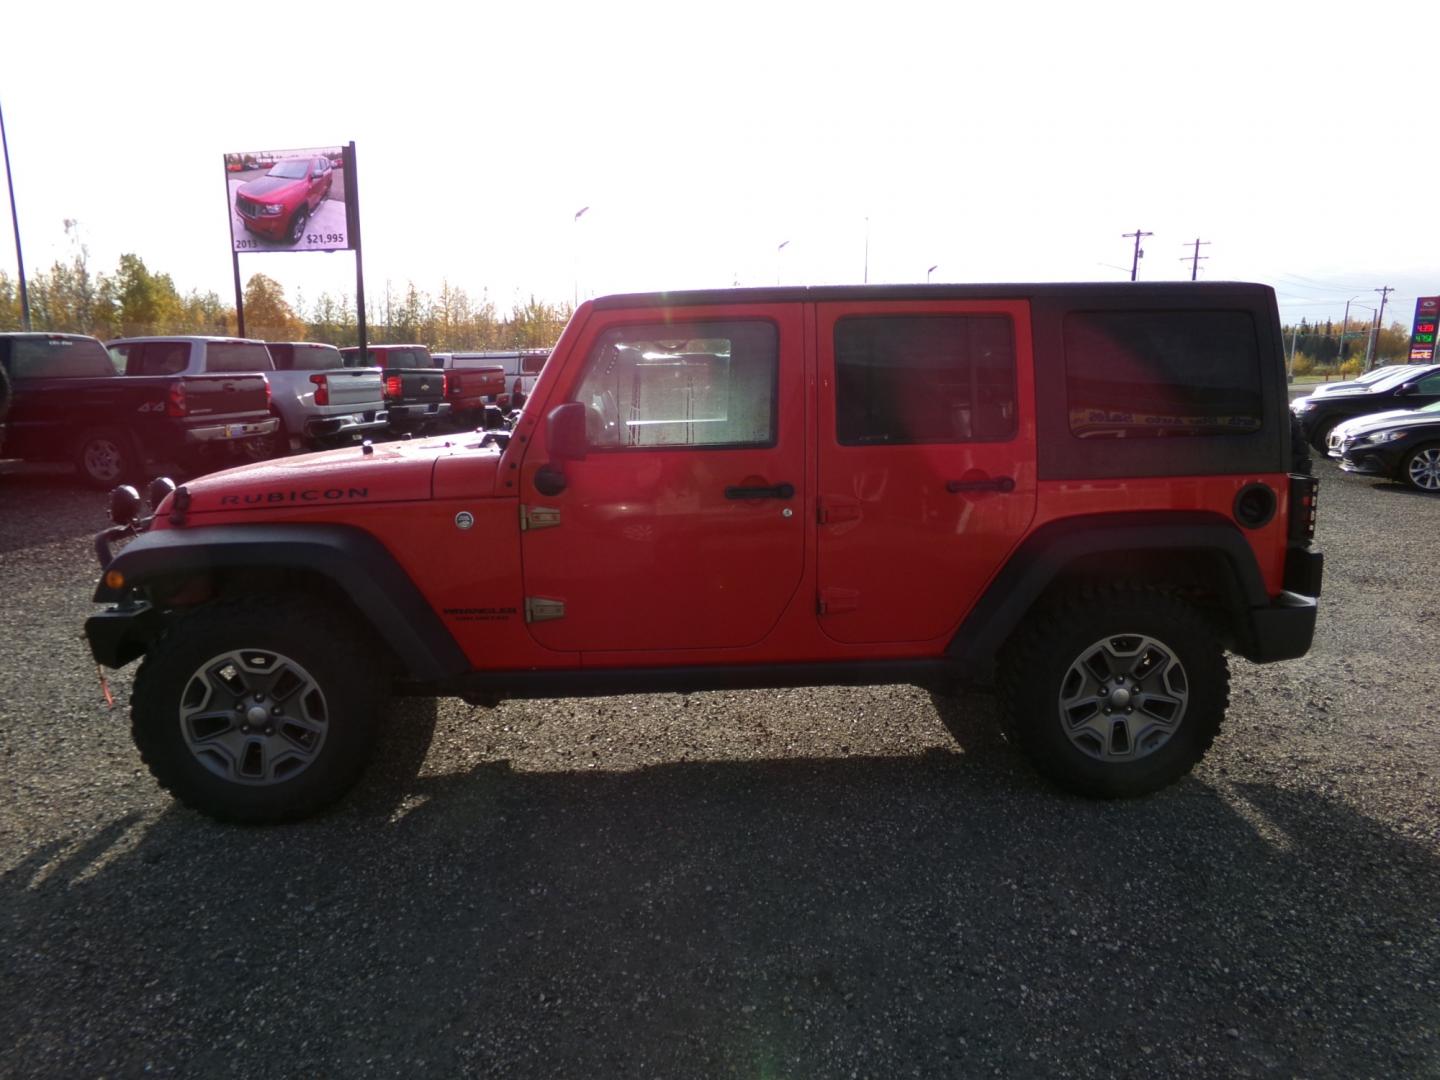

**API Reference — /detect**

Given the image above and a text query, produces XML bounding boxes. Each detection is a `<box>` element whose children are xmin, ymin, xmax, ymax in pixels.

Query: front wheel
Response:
<box><xmin>287</xmin><ymin>206</ymin><xmax>309</xmax><ymax>245</ymax></box>
<box><xmin>1401</xmin><ymin>444</ymin><xmax>1440</xmax><ymax>493</ymax></box>
<box><xmin>999</xmin><ymin>586</ymin><xmax>1228</xmax><ymax>798</ymax></box>
<box><xmin>130</xmin><ymin>597</ymin><xmax>385</xmax><ymax>823</ymax></box>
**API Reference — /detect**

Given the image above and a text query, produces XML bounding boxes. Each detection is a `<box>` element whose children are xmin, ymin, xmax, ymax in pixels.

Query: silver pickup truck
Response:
<box><xmin>266</xmin><ymin>342</ymin><xmax>388</xmax><ymax>449</ymax></box>
<box><xmin>107</xmin><ymin>337</ymin><xmax>388</xmax><ymax>453</ymax></box>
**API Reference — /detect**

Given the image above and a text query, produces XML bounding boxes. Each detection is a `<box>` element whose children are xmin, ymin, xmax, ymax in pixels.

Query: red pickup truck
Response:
<box><xmin>234</xmin><ymin>157</ymin><xmax>333</xmax><ymax>246</ymax></box>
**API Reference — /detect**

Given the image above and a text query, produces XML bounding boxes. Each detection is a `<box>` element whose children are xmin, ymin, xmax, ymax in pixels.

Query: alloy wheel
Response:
<box><xmin>1057</xmin><ymin>633</ymin><xmax>1189</xmax><ymax>761</ymax></box>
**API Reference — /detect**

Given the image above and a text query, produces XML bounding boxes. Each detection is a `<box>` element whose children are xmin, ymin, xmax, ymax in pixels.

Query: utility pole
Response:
<box><xmin>1180</xmin><ymin>238</ymin><xmax>1210</xmax><ymax>281</ymax></box>
<box><xmin>1367</xmin><ymin>285</ymin><xmax>1393</xmax><ymax>371</ymax></box>
<box><xmin>1122</xmin><ymin>229</ymin><xmax>1152</xmax><ymax>281</ymax></box>
<box><xmin>0</xmin><ymin>97</ymin><xmax>30</xmax><ymax>330</ymax></box>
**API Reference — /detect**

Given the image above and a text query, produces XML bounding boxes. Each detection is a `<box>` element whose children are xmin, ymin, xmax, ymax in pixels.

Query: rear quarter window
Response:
<box><xmin>1064</xmin><ymin>310</ymin><xmax>1262</xmax><ymax>438</ymax></box>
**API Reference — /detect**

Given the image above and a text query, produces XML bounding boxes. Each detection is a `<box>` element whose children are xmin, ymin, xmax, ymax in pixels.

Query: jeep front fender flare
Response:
<box><xmin>90</xmin><ymin>524</ymin><xmax>468</xmax><ymax>682</ymax></box>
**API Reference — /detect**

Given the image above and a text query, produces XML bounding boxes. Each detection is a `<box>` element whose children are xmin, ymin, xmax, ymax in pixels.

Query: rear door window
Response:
<box><xmin>834</xmin><ymin>315</ymin><xmax>1017</xmax><ymax>444</ymax></box>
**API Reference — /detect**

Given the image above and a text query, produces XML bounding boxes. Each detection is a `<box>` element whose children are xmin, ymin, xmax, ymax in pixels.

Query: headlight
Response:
<box><xmin>1295</xmin><ymin>400</ymin><xmax>1317</xmax><ymax>413</ymax></box>
<box><xmin>262</xmin><ymin>203</ymin><xmax>284</xmax><ymax>216</ymax></box>
<box><xmin>1372</xmin><ymin>430</ymin><xmax>1409</xmax><ymax>443</ymax></box>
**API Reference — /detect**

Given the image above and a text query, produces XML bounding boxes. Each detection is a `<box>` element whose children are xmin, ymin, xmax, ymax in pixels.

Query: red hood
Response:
<box><xmin>236</xmin><ymin>174</ymin><xmax>307</xmax><ymax>200</ymax></box>
<box><xmin>172</xmin><ymin>436</ymin><xmax>503</xmax><ymax>517</ymax></box>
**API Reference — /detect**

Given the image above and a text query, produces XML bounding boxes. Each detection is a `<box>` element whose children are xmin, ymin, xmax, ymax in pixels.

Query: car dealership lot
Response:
<box><xmin>0</xmin><ymin>458</ymin><xmax>1436</xmax><ymax>1077</ymax></box>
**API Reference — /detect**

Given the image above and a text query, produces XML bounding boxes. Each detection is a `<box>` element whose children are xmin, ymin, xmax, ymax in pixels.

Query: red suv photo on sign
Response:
<box><xmin>224</xmin><ymin>145</ymin><xmax>350</xmax><ymax>252</ymax></box>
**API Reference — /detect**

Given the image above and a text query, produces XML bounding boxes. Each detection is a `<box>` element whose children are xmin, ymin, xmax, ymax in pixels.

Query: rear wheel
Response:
<box><xmin>1401</xmin><ymin>444</ymin><xmax>1440</xmax><ymax>493</ymax></box>
<box><xmin>999</xmin><ymin>586</ymin><xmax>1227</xmax><ymax>798</ymax></box>
<box><xmin>131</xmin><ymin>597</ymin><xmax>385</xmax><ymax>823</ymax></box>
<box><xmin>74</xmin><ymin>427</ymin><xmax>140</xmax><ymax>489</ymax></box>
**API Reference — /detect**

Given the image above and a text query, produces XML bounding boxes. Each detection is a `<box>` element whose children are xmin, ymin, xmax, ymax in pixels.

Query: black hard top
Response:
<box><xmin>592</xmin><ymin>281</ymin><xmax>1276</xmax><ymax>310</ymax></box>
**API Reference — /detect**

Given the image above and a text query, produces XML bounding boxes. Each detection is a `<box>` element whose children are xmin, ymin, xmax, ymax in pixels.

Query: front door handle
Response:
<box><xmin>946</xmin><ymin>476</ymin><xmax>1016</xmax><ymax>494</ymax></box>
<box><xmin>725</xmin><ymin>482</ymin><xmax>795</xmax><ymax>500</ymax></box>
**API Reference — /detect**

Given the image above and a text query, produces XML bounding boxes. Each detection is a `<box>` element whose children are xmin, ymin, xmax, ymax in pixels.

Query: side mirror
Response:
<box><xmin>547</xmin><ymin>402</ymin><xmax>588</xmax><ymax>461</ymax></box>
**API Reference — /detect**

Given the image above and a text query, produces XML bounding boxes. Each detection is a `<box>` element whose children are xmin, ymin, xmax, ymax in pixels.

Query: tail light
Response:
<box><xmin>1287</xmin><ymin>473</ymin><xmax>1319</xmax><ymax>541</ymax></box>
<box><xmin>512</xmin><ymin>377</ymin><xmax>523</xmax><ymax>398</ymax></box>
<box><xmin>165</xmin><ymin>381</ymin><xmax>188</xmax><ymax>417</ymax></box>
<box><xmin>384</xmin><ymin>374</ymin><xmax>403</xmax><ymax>400</ymax></box>
<box><xmin>309</xmin><ymin>373</ymin><xmax>329</xmax><ymax>406</ymax></box>
<box><xmin>442</xmin><ymin>373</ymin><xmax>450</xmax><ymax>397</ymax></box>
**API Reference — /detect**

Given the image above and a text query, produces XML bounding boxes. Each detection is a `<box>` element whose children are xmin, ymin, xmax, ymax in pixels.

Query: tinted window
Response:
<box><xmin>271</xmin><ymin>344</ymin><xmax>341</xmax><ymax>371</ymax></box>
<box><xmin>207</xmin><ymin>342</ymin><xmax>274</xmax><ymax>373</ymax></box>
<box><xmin>834</xmin><ymin>316</ymin><xmax>1016</xmax><ymax>445</ymax></box>
<box><xmin>127</xmin><ymin>341</ymin><xmax>190</xmax><ymax>376</ymax></box>
<box><xmin>572</xmin><ymin>321</ymin><xmax>777</xmax><ymax>449</ymax></box>
<box><xmin>6</xmin><ymin>336</ymin><xmax>115</xmax><ymax>379</ymax></box>
<box><xmin>1064</xmin><ymin>311</ymin><xmax>1262</xmax><ymax>438</ymax></box>
<box><xmin>388</xmin><ymin>347</ymin><xmax>436</xmax><ymax>368</ymax></box>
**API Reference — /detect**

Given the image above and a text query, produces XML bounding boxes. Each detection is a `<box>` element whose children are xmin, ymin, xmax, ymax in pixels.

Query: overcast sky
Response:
<box><xmin>3</xmin><ymin>0</ymin><xmax>1435</xmax><ymax>330</ymax></box>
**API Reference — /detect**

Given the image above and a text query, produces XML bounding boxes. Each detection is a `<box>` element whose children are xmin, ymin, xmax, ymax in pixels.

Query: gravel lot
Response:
<box><xmin>1</xmin><ymin>457</ymin><xmax>1437</xmax><ymax>1078</ymax></box>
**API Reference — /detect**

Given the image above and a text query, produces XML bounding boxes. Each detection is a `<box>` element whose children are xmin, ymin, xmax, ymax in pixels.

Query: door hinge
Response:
<box><xmin>817</xmin><ymin>498</ymin><xmax>861</xmax><ymax>525</ymax></box>
<box><xmin>525</xmin><ymin>597</ymin><xmax>566</xmax><ymax>623</ymax></box>
<box><xmin>817</xmin><ymin>587</ymin><xmax>860</xmax><ymax>615</ymax></box>
<box><xmin>520</xmin><ymin>505</ymin><xmax>561</xmax><ymax>531</ymax></box>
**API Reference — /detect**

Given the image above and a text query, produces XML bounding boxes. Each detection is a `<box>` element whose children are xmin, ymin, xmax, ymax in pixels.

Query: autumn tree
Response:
<box><xmin>243</xmin><ymin>273</ymin><xmax>305</xmax><ymax>341</ymax></box>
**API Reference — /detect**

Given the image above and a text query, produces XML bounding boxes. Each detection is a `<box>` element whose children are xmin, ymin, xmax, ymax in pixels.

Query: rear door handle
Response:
<box><xmin>946</xmin><ymin>476</ymin><xmax>1016</xmax><ymax>493</ymax></box>
<box><xmin>725</xmin><ymin>482</ymin><xmax>795</xmax><ymax>500</ymax></box>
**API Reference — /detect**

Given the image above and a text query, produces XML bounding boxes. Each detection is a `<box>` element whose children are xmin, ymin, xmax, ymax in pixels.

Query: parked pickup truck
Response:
<box><xmin>0</xmin><ymin>332</ymin><xmax>276</xmax><ymax>487</ymax></box>
<box><xmin>434</xmin><ymin>353</ymin><xmax>506</xmax><ymax>428</ymax></box>
<box><xmin>338</xmin><ymin>345</ymin><xmax>449</xmax><ymax>433</ymax></box>
<box><xmin>265</xmin><ymin>342</ymin><xmax>389</xmax><ymax>450</ymax></box>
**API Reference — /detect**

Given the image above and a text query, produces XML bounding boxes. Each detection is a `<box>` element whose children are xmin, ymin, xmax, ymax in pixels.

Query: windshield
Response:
<box><xmin>266</xmin><ymin>160</ymin><xmax>310</xmax><ymax>180</ymax></box>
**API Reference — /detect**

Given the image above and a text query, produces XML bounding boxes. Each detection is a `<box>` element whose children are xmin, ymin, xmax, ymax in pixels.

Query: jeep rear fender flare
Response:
<box><xmin>945</xmin><ymin>512</ymin><xmax>1269</xmax><ymax>682</ymax></box>
<box><xmin>94</xmin><ymin>524</ymin><xmax>467</xmax><ymax>683</ymax></box>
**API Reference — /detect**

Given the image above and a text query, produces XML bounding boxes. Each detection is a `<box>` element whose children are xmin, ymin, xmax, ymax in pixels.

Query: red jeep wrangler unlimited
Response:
<box><xmin>86</xmin><ymin>284</ymin><xmax>1322</xmax><ymax>823</ymax></box>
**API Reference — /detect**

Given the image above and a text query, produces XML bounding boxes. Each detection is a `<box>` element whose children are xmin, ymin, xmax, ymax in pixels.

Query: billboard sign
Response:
<box><xmin>1410</xmin><ymin>296</ymin><xmax>1439</xmax><ymax>363</ymax></box>
<box><xmin>224</xmin><ymin>145</ymin><xmax>351</xmax><ymax>252</ymax></box>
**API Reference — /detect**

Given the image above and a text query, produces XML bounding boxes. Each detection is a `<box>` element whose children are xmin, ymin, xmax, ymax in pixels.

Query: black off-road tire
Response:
<box><xmin>130</xmin><ymin>597</ymin><xmax>386</xmax><ymax>824</ymax></box>
<box><xmin>74</xmin><ymin>426</ymin><xmax>141</xmax><ymax>489</ymax></box>
<box><xmin>999</xmin><ymin>585</ymin><xmax>1228</xmax><ymax>798</ymax></box>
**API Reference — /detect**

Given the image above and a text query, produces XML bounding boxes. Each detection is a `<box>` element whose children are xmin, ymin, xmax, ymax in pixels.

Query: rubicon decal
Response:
<box><xmin>219</xmin><ymin>488</ymin><xmax>369</xmax><ymax>505</ymax></box>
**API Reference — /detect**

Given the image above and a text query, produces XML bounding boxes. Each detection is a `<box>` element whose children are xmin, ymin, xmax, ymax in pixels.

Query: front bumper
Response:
<box><xmin>1339</xmin><ymin>442</ymin><xmax>1402</xmax><ymax>477</ymax></box>
<box><xmin>86</xmin><ymin>601</ymin><xmax>162</xmax><ymax>669</ymax></box>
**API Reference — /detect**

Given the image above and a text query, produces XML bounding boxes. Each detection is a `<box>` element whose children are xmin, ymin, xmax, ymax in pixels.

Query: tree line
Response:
<box><xmin>0</xmin><ymin>249</ymin><xmax>1418</xmax><ymax>371</ymax></box>
<box><xmin>0</xmin><ymin>250</ymin><xmax>572</xmax><ymax>351</ymax></box>
<box><xmin>1281</xmin><ymin>317</ymin><xmax>1412</xmax><ymax>375</ymax></box>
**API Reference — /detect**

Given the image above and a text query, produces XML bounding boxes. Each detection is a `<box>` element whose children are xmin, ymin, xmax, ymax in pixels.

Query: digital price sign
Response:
<box><xmin>1410</xmin><ymin>296</ymin><xmax>1439</xmax><ymax>362</ymax></box>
